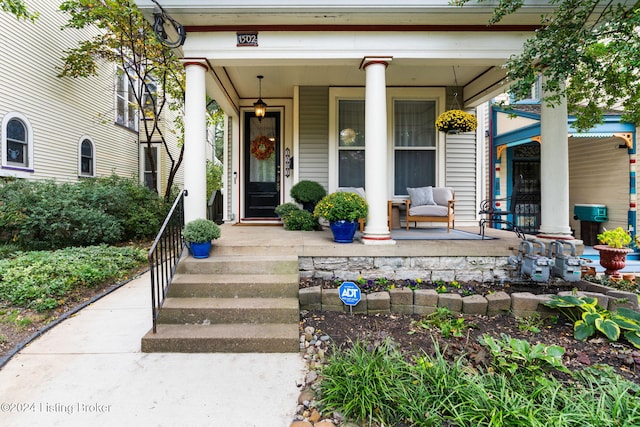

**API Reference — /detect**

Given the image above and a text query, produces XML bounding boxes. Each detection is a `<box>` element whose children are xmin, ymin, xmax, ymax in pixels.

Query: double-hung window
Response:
<box><xmin>337</xmin><ymin>100</ymin><xmax>365</xmax><ymax>188</ymax></box>
<box><xmin>115</xmin><ymin>66</ymin><xmax>137</xmax><ymax>130</ymax></box>
<box><xmin>393</xmin><ymin>100</ymin><xmax>437</xmax><ymax>195</ymax></box>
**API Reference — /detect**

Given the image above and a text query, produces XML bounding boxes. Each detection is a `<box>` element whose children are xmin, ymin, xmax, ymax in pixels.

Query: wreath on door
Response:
<box><xmin>250</xmin><ymin>135</ymin><xmax>275</xmax><ymax>160</ymax></box>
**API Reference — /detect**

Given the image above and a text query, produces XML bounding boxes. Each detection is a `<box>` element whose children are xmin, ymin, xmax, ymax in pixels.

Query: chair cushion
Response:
<box><xmin>433</xmin><ymin>187</ymin><xmax>454</xmax><ymax>206</ymax></box>
<box><xmin>407</xmin><ymin>186</ymin><xmax>436</xmax><ymax>206</ymax></box>
<box><xmin>409</xmin><ymin>204</ymin><xmax>449</xmax><ymax>217</ymax></box>
<box><xmin>337</xmin><ymin>187</ymin><xmax>366</xmax><ymax>198</ymax></box>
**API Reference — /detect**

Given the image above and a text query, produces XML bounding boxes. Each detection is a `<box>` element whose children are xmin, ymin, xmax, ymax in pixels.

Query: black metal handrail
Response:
<box><xmin>148</xmin><ymin>189</ymin><xmax>186</xmax><ymax>333</ymax></box>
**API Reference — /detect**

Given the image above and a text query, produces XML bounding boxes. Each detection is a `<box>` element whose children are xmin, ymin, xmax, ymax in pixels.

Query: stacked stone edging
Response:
<box><xmin>299</xmin><ymin>282</ymin><xmax>639</xmax><ymax>317</ymax></box>
<box><xmin>299</xmin><ymin>255</ymin><xmax>514</xmax><ymax>283</ymax></box>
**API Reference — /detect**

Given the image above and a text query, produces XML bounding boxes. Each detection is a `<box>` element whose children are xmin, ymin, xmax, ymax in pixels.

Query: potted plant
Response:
<box><xmin>290</xmin><ymin>180</ymin><xmax>327</xmax><ymax>212</ymax></box>
<box><xmin>313</xmin><ymin>191</ymin><xmax>368</xmax><ymax>243</ymax></box>
<box><xmin>594</xmin><ymin>227</ymin><xmax>634</xmax><ymax>275</ymax></box>
<box><xmin>435</xmin><ymin>109</ymin><xmax>478</xmax><ymax>134</ymax></box>
<box><xmin>183</xmin><ymin>218</ymin><xmax>221</xmax><ymax>259</ymax></box>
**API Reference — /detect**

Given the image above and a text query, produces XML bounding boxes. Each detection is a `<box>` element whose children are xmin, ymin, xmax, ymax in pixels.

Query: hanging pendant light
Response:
<box><xmin>253</xmin><ymin>75</ymin><xmax>267</xmax><ymax>120</ymax></box>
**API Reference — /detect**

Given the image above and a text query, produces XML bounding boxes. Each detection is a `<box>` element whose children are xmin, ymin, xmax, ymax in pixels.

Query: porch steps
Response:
<box><xmin>141</xmin><ymin>254</ymin><xmax>300</xmax><ymax>353</ymax></box>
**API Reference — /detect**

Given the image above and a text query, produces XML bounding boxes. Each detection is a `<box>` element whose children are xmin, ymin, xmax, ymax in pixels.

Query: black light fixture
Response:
<box><xmin>253</xmin><ymin>75</ymin><xmax>267</xmax><ymax>120</ymax></box>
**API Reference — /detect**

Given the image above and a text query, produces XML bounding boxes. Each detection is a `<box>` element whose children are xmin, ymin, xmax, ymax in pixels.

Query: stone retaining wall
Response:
<box><xmin>299</xmin><ymin>281</ymin><xmax>640</xmax><ymax>317</ymax></box>
<box><xmin>299</xmin><ymin>255</ymin><xmax>514</xmax><ymax>283</ymax></box>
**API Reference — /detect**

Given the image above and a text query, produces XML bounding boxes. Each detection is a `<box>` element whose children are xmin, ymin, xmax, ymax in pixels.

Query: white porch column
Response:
<box><xmin>361</xmin><ymin>57</ymin><xmax>394</xmax><ymax>244</ymax></box>
<box><xmin>182</xmin><ymin>60</ymin><xmax>208</xmax><ymax>223</ymax></box>
<box><xmin>538</xmin><ymin>78</ymin><xmax>572</xmax><ymax>239</ymax></box>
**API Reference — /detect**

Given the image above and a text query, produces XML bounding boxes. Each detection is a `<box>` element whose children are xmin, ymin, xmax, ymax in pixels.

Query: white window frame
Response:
<box><xmin>1</xmin><ymin>112</ymin><xmax>34</xmax><ymax>177</ymax></box>
<box><xmin>115</xmin><ymin>66</ymin><xmax>138</xmax><ymax>130</ymax></box>
<box><xmin>78</xmin><ymin>136</ymin><xmax>96</xmax><ymax>177</ymax></box>
<box><xmin>328</xmin><ymin>87</ymin><xmax>446</xmax><ymax>197</ymax></box>
<box><xmin>140</xmin><ymin>143</ymin><xmax>160</xmax><ymax>193</ymax></box>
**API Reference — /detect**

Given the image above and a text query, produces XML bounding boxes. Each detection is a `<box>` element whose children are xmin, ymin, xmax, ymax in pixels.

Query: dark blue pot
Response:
<box><xmin>190</xmin><ymin>241</ymin><xmax>212</xmax><ymax>258</ymax></box>
<box><xmin>329</xmin><ymin>220</ymin><xmax>358</xmax><ymax>243</ymax></box>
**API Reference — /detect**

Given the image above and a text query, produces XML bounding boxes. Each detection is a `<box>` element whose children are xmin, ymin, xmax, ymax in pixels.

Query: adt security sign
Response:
<box><xmin>338</xmin><ymin>281</ymin><xmax>361</xmax><ymax>306</ymax></box>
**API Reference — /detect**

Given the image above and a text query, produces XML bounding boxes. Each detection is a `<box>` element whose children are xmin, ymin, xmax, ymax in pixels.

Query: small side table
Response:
<box><xmin>387</xmin><ymin>200</ymin><xmax>404</xmax><ymax>230</ymax></box>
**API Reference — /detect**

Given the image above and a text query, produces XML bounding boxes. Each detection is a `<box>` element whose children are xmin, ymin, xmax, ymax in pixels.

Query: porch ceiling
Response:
<box><xmin>138</xmin><ymin>1</ymin><xmax>554</xmax><ymax>110</ymax></box>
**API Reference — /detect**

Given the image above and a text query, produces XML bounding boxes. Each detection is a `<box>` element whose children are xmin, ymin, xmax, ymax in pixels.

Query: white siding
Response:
<box><xmin>445</xmin><ymin>132</ymin><xmax>477</xmax><ymax>224</ymax></box>
<box><xmin>298</xmin><ymin>86</ymin><xmax>329</xmax><ymax>190</ymax></box>
<box><xmin>569</xmin><ymin>137</ymin><xmax>630</xmax><ymax>236</ymax></box>
<box><xmin>0</xmin><ymin>0</ymin><xmax>138</xmax><ymax>182</ymax></box>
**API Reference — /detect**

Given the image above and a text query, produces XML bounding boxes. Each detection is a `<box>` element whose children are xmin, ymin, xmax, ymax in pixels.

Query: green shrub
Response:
<box><xmin>0</xmin><ymin>245</ymin><xmax>146</xmax><ymax>311</ymax></box>
<box><xmin>183</xmin><ymin>219</ymin><xmax>221</xmax><ymax>243</ymax></box>
<box><xmin>281</xmin><ymin>209</ymin><xmax>319</xmax><ymax>231</ymax></box>
<box><xmin>206</xmin><ymin>160</ymin><xmax>223</xmax><ymax>198</ymax></box>
<box><xmin>290</xmin><ymin>180</ymin><xmax>326</xmax><ymax>205</ymax></box>
<box><xmin>0</xmin><ymin>176</ymin><xmax>166</xmax><ymax>249</ymax></box>
<box><xmin>274</xmin><ymin>202</ymin><xmax>300</xmax><ymax>218</ymax></box>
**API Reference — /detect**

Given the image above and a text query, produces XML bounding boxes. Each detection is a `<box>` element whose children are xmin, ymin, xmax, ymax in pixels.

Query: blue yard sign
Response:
<box><xmin>338</xmin><ymin>281</ymin><xmax>361</xmax><ymax>306</ymax></box>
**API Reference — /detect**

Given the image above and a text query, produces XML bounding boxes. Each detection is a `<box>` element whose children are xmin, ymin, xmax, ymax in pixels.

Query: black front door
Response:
<box><xmin>244</xmin><ymin>111</ymin><xmax>280</xmax><ymax>218</ymax></box>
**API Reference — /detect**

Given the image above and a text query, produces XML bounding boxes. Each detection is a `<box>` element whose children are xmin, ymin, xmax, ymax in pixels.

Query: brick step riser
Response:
<box><xmin>177</xmin><ymin>259</ymin><xmax>298</xmax><ymax>275</ymax></box>
<box><xmin>141</xmin><ymin>337</ymin><xmax>300</xmax><ymax>353</ymax></box>
<box><xmin>167</xmin><ymin>282</ymin><xmax>298</xmax><ymax>299</ymax></box>
<box><xmin>157</xmin><ymin>308</ymin><xmax>299</xmax><ymax>325</ymax></box>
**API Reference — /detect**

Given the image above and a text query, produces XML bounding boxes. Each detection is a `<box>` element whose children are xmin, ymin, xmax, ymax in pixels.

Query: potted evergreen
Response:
<box><xmin>183</xmin><ymin>218</ymin><xmax>221</xmax><ymax>259</ymax></box>
<box><xmin>594</xmin><ymin>227</ymin><xmax>634</xmax><ymax>275</ymax></box>
<box><xmin>290</xmin><ymin>180</ymin><xmax>326</xmax><ymax>213</ymax></box>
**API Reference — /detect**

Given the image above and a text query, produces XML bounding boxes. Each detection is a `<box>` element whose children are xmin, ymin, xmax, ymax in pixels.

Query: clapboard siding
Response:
<box><xmin>298</xmin><ymin>86</ymin><xmax>329</xmax><ymax>189</ymax></box>
<box><xmin>569</xmin><ymin>138</ymin><xmax>630</xmax><ymax>235</ymax></box>
<box><xmin>0</xmin><ymin>0</ymin><xmax>140</xmax><ymax>182</ymax></box>
<box><xmin>444</xmin><ymin>132</ymin><xmax>477</xmax><ymax>223</ymax></box>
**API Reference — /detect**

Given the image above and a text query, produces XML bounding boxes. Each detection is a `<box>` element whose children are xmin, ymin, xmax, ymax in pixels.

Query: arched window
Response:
<box><xmin>2</xmin><ymin>112</ymin><xmax>34</xmax><ymax>174</ymax></box>
<box><xmin>79</xmin><ymin>137</ymin><xmax>95</xmax><ymax>177</ymax></box>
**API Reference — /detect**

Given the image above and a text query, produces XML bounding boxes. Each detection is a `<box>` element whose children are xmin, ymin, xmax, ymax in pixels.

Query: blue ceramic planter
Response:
<box><xmin>329</xmin><ymin>220</ymin><xmax>358</xmax><ymax>243</ymax></box>
<box><xmin>189</xmin><ymin>241</ymin><xmax>212</xmax><ymax>258</ymax></box>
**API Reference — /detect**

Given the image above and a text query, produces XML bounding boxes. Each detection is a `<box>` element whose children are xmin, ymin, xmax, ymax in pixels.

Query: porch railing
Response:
<box><xmin>148</xmin><ymin>189</ymin><xmax>186</xmax><ymax>333</ymax></box>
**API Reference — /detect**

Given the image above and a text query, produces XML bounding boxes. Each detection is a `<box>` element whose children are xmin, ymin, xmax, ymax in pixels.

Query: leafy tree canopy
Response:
<box><xmin>59</xmin><ymin>0</ymin><xmax>186</xmax><ymax>200</ymax></box>
<box><xmin>454</xmin><ymin>0</ymin><xmax>640</xmax><ymax>131</ymax></box>
<box><xmin>1</xmin><ymin>0</ymin><xmax>38</xmax><ymax>21</ymax></box>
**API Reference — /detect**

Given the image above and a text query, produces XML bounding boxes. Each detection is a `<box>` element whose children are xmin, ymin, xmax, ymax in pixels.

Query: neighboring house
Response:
<box><xmin>488</xmin><ymin>102</ymin><xmax>637</xmax><ymax>244</ymax></box>
<box><xmin>0</xmin><ymin>0</ymin><xmax>181</xmax><ymax>196</ymax></box>
<box><xmin>136</xmin><ymin>1</ymin><xmax>583</xmax><ymax>243</ymax></box>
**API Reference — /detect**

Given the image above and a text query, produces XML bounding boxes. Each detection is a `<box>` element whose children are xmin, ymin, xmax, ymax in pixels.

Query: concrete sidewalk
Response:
<box><xmin>0</xmin><ymin>272</ymin><xmax>305</xmax><ymax>427</ymax></box>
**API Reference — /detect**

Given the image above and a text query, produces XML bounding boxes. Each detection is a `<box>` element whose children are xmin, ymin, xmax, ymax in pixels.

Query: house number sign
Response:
<box><xmin>237</xmin><ymin>32</ymin><xmax>258</xmax><ymax>47</ymax></box>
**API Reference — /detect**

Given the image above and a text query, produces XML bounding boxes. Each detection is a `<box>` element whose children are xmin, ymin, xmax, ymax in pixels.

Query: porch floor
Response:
<box><xmin>214</xmin><ymin>224</ymin><xmax>534</xmax><ymax>258</ymax></box>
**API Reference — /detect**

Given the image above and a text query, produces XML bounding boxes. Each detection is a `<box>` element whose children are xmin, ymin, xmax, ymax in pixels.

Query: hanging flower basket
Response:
<box><xmin>250</xmin><ymin>135</ymin><xmax>275</xmax><ymax>160</ymax></box>
<box><xmin>435</xmin><ymin>109</ymin><xmax>478</xmax><ymax>134</ymax></box>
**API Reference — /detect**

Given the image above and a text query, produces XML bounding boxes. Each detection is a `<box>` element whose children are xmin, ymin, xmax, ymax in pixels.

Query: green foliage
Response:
<box><xmin>206</xmin><ymin>161</ymin><xmax>223</xmax><ymax>198</ymax></box>
<box><xmin>319</xmin><ymin>338</ymin><xmax>640</xmax><ymax>426</ymax></box>
<box><xmin>455</xmin><ymin>0</ymin><xmax>640</xmax><ymax>130</ymax></box>
<box><xmin>1</xmin><ymin>0</ymin><xmax>38</xmax><ymax>21</ymax></box>
<box><xmin>0</xmin><ymin>177</ymin><xmax>166</xmax><ymax>250</ymax></box>
<box><xmin>411</xmin><ymin>307</ymin><xmax>473</xmax><ymax>338</ymax></box>
<box><xmin>290</xmin><ymin>180</ymin><xmax>326</xmax><ymax>204</ymax></box>
<box><xmin>281</xmin><ymin>209</ymin><xmax>319</xmax><ymax>231</ymax></box>
<box><xmin>313</xmin><ymin>191</ymin><xmax>368</xmax><ymax>222</ymax></box>
<box><xmin>183</xmin><ymin>219</ymin><xmax>221</xmax><ymax>243</ymax></box>
<box><xmin>544</xmin><ymin>295</ymin><xmax>640</xmax><ymax>348</ymax></box>
<box><xmin>516</xmin><ymin>312</ymin><xmax>542</xmax><ymax>333</ymax></box>
<box><xmin>59</xmin><ymin>0</ymin><xmax>186</xmax><ymax>200</ymax></box>
<box><xmin>274</xmin><ymin>203</ymin><xmax>300</xmax><ymax>218</ymax></box>
<box><xmin>597</xmin><ymin>227</ymin><xmax>632</xmax><ymax>248</ymax></box>
<box><xmin>479</xmin><ymin>333</ymin><xmax>569</xmax><ymax>376</ymax></box>
<box><xmin>320</xmin><ymin>339</ymin><xmax>410</xmax><ymax>426</ymax></box>
<box><xmin>0</xmin><ymin>245</ymin><xmax>146</xmax><ymax>311</ymax></box>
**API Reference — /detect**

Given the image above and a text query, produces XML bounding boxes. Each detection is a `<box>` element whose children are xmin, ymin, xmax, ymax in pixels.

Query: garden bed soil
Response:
<box><xmin>300</xmin><ymin>277</ymin><xmax>640</xmax><ymax>385</ymax></box>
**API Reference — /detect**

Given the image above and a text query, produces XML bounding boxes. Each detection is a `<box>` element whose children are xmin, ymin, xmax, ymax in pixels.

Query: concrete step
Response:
<box><xmin>141</xmin><ymin>323</ymin><xmax>300</xmax><ymax>353</ymax></box>
<box><xmin>176</xmin><ymin>255</ymin><xmax>299</xmax><ymax>275</ymax></box>
<box><xmin>168</xmin><ymin>273</ymin><xmax>299</xmax><ymax>299</ymax></box>
<box><xmin>157</xmin><ymin>297</ymin><xmax>299</xmax><ymax>324</ymax></box>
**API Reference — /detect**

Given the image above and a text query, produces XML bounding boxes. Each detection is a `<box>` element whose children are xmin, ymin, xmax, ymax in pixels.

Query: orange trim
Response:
<box><xmin>182</xmin><ymin>61</ymin><xmax>209</xmax><ymax>71</ymax></box>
